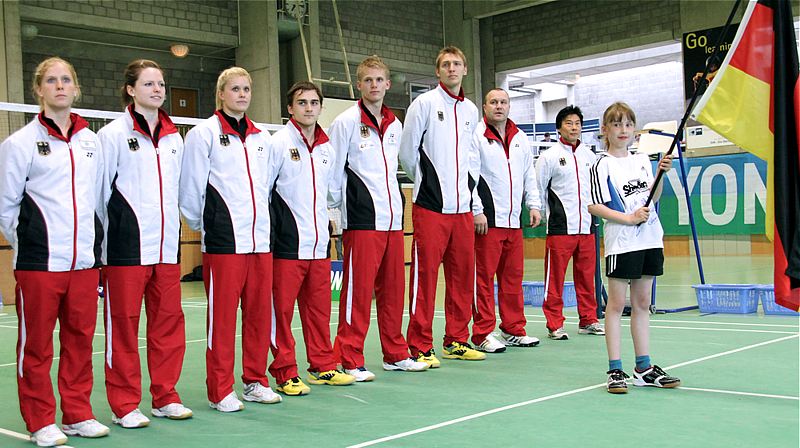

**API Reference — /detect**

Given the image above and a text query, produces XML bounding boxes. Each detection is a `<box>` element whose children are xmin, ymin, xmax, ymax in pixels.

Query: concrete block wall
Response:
<box><xmin>491</xmin><ymin>0</ymin><xmax>680</xmax><ymax>70</ymax></box>
<box><xmin>22</xmin><ymin>52</ymin><xmax>220</xmax><ymax>114</ymax></box>
<box><xmin>21</xmin><ymin>0</ymin><xmax>238</xmax><ymax>35</ymax></box>
<box><xmin>317</xmin><ymin>0</ymin><xmax>443</xmax><ymax>109</ymax></box>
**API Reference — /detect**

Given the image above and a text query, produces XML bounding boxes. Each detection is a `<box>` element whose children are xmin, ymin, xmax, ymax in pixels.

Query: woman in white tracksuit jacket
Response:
<box><xmin>97</xmin><ymin>59</ymin><xmax>192</xmax><ymax>429</ymax></box>
<box><xmin>0</xmin><ymin>57</ymin><xmax>109</xmax><ymax>446</ymax></box>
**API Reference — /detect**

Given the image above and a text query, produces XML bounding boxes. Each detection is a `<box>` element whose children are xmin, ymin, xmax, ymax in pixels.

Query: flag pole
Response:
<box><xmin>644</xmin><ymin>0</ymin><xmax>744</xmax><ymax>207</ymax></box>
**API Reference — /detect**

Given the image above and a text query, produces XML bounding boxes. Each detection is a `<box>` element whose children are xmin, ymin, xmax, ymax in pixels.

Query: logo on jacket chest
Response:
<box><xmin>360</xmin><ymin>124</ymin><xmax>370</xmax><ymax>139</ymax></box>
<box><xmin>437</xmin><ymin>110</ymin><xmax>444</xmax><ymax>121</ymax></box>
<box><xmin>127</xmin><ymin>138</ymin><xmax>139</xmax><ymax>151</ymax></box>
<box><xmin>219</xmin><ymin>134</ymin><xmax>231</xmax><ymax>147</ymax></box>
<box><xmin>289</xmin><ymin>147</ymin><xmax>301</xmax><ymax>161</ymax></box>
<box><xmin>559</xmin><ymin>157</ymin><xmax>566</xmax><ymax>166</ymax></box>
<box><xmin>37</xmin><ymin>141</ymin><xmax>50</xmax><ymax>156</ymax></box>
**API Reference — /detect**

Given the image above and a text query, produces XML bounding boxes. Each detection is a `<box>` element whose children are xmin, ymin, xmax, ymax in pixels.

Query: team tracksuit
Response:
<box><xmin>0</xmin><ymin>113</ymin><xmax>104</xmax><ymax>433</ymax></box>
<box><xmin>471</xmin><ymin>118</ymin><xmax>541</xmax><ymax>345</ymax></box>
<box><xmin>398</xmin><ymin>82</ymin><xmax>480</xmax><ymax>354</ymax></box>
<box><xmin>535</xmin><ymin>137</ymin><xmax>600</xmax><ymax>331</ymax></box>
<box><xmin>180</xmin><ymin>110</ymin><xmax>274</xmax><ymax>403</ymax></box>
<box><xmin>97</xmin><ymin>105</ymin><xmax>186</xmax><ymax>417</ymax></box>
<box><xmin>328</xmin><ymin>101</ymin><xmax>412</xmax><ymax>369</ymax></box>
<box><xmin>268</xmin><ymin>119</ymin><xmax>338</xmax><ymax>383</ymax></box>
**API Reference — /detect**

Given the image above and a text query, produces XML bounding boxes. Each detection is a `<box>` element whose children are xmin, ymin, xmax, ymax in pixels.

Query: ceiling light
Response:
<box><xmin>170</xmin><ymin>44</ymin><xmax>189</xmax><ymax>58</ymax></box>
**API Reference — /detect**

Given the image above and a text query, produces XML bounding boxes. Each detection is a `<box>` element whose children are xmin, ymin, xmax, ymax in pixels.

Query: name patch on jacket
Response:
<box><xmin>37</xmin><ymin>141</ymin><xmax>50</xmax><ymax>156</ymax></box>
<box><xmin>127</xmin><ymin>138</ymin><xmax>139</xmax><ymax>151</ymax></box>
<box><xmin>289</xmin><ymin>147</ymin><xmax>300</xmax><ymax>161</ymax></box>
<box><xmin>360</xmin><ymin>124</ymin><xmax>369</xmax><ymax>139</ymax></box>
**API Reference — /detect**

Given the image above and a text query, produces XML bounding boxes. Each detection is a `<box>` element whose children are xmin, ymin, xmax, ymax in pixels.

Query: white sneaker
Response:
<box><xmin>345</xmin><ymin>367</ymin><xmax>376</xmax><ymax>382</ymax></box>
<box><xmin>112</xmin><ymin>408</ymin><xmax>150</xmax><ymax>428</ymax></box>
<box><xmin>208</xmin><ymin>391</ymin><xmax>244</xmax><ymax>412</ymax></box>
<box><xmin>500</xmin><ymin>331</ymin><xmax>540</xmax><ymax>347</ymax></box>
<box><xmin>30</xmin><ymin>424</ymin><xmax>67</xmax><ymax>447</ymax></box>
<box><xmin>243</xmin><ymin>383</ymin><xmax>282</xmax><ymax>404</ymax></box>
<box><xmin>578</xmin><ymin>322</ymin><xmax>606</xmax><ymax>335</ymax></box>
<box><xmin>151</xmin><ymin>402</ymin><xmax>193</xmax><ymax>419</ymax></box>
<box><xmin>476</xmin><ymin>334</ymin><xmax>507</xmax><ymax>353</ymax></box>
<box><xmin>61</xmin><ymin>419</ymin><xmax>109</xmax><ymax>438</ymax></box>
<box><xmin>383</xmin><ymin>358</ymin><xmax>429</xmax><ymax>372</ymax></box>
<box><xmin>547</xmin><ymin>327</ymin><xmax>569</xmax><ymax>340</ymax></box>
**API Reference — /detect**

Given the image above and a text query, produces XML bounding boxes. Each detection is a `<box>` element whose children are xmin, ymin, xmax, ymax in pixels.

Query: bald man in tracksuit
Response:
<box><xmin>398</xmin><ymin>46</ymin><xmax>484</xmax><ymax>366</ymax></box>
<box><xmin>471</xmin><ymin>88</ymin><xmax>542</xmax><ymax>353</ymax></box>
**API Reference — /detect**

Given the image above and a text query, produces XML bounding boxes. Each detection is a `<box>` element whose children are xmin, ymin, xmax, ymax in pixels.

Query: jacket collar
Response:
<box><xmin>289</xmin><ymin>118</ymin><xmax>329</xmax><ymax>152</ymax></box>
<box><xmin>214</xmin><ymin>109</ymin><xmax>261</xmax><ymax>138</ymax></box>
<box><xmin>438</xmin><ymin>82</ymin><xmax>464</xmax><ymax>102</ymax></box>
<box><xmin>37</xmin><ymin>112</ymin><xmax>89</xmax><ymax>142</ymax></box>
<box><xmin>358</xmin><ymin>100</ymin><xmax>396</xmax><ymax>136</ymax></box>
<box><xmin>559</xmin><ymin>135</ymin><xmax>581</xmax><ymax>152</ymax></box>
<box><xmin>128</xmin><ymin>104</ymin><xmax>178</xmax><ymax>140</ymax></box>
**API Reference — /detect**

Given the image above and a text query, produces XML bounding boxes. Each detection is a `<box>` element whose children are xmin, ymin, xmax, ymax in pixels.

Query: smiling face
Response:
<box><xmin>35</xmin><ymin>61</ymin><xmax>78</xmax><ymax>113</ymax></box>
<box><xmin>436</xmin><ymin>52</ymin><xmax>467</xmax><ymax>91</ymax></box>
<box><xmin>603</xmin><ymin>115</ymin><xmax>636</xmax><ymax>150</ymax></box>
<box><xmin>287</xmin><ymin>88</ymin><xmax>321</xmax><ymax>128</ymax></box>
<box><xmin>127</xmin><ymin>67</ymin><xmax>165</xmax><ymax>112</ymax></box>
<box><xmin>557</xmin><ymin>113</ymin><xmax>582</xmax><ymax>145</ymax></box>
<box><xmin>219</xmin><ymin>75</ymin><xmax>252</xmax><ymax>116</ymax></box>
<box><xmin>483</xmin><ymin>89</ymin><xmax>510</xmax><ymax>128</ymax></box>
<box><xmin>357</xmin><ymin>67</ymin><xmax>391</xmax><ymax>105</ymax></box>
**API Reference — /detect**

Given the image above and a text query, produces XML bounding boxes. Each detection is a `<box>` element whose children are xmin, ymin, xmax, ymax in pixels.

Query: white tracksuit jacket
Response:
<box><xmin>180</xmin><ymin>111</ymin><xmax>273</xmax><ymax>254</ymax></box>
<box><xmin>471</xmin><ymin>118</ymin><xmax>541</xmax><ymax>228</ymax></box>
<box><xmin>97</xmin><ymin>106</ymin><xmax>183</xmax><ymax>265</ymax></box>
<box><xmin>535</xmin><ymin>138</ymin><xmax>597</xmax><ymax>235</ymax></box>
<box><xmin>327</xmin><ymin>101</ymin><xmax>404</xmax><ymax>231</ymax></box>
<box><xmin>398</xmin><ymin>83</ymin><xmax>480</xmax><ymax>214</ymax></box>
<box><xmin>270</xmin><ymin>120</ymin><xmax>335</xmax><ymax>260</ymax></box>
<box><xmin>0</xmin><ymin>113</ymin><xmax>104</xmax><ymax>271</ymax></box>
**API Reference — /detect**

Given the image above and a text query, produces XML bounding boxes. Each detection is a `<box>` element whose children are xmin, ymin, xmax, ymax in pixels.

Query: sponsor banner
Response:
<box><xmin>524</xmin><ymin>153</ymin><xmax>767</xmax><ymax>238</ymax></box>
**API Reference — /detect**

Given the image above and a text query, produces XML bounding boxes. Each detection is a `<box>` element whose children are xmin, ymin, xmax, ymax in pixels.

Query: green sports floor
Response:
<box><xmin>0</xmin><ymin>255</ymin><xmax>797</xmax><ymax>447</ymax></box>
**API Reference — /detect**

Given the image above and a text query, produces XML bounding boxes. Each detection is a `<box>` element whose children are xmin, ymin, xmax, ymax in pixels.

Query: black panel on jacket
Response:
<box><xmin>106</xmin><ymin>188</ymin><xmax>141</xmax><ymax>265</ymax></box>
<box><xmin>414</xmin><ymin>135</ymin><xmax>444</xmax><ymax>212</ymax></box>
<box><xmin>344</xmin><ymin>163</ymin><xmax>377</xmax><ymax>230</ymax></box>
<box><xmin>203</xmin><ymin>184</ymin><xmax>237</xmax><ymax>254</ymax></box>
<box><xmin>93</xmin><ymin>213</ymin><xmax>103</xmax><ymax>268</ymax></box>
<box><xmin>546</xmin><ymin>180</ymin><xmax>568</xmax><ymax>235</ymax></box>
<box><xmin>477</xmin><ymin>176</ymin><xmax>496</xmax><ymax>228</ymax></box>
<box><xmin>270</xmin><ymin>190</ymin><xmax>300</xmax><ymax>259</ymax></box>
<box><xmin>15</xmin><ymin>193</ymin><xmax>49</xmax><ymax>271</ymax></box>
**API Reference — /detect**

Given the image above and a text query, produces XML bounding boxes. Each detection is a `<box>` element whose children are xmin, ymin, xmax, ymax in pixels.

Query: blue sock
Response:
<box><xmin>635</xmin><ymin>355</ymin><xmax>651</xmax><ymax>371</ymax></box>
<box><xmin>608</xmin><ymin>359</ymin><xmax>623</xmax><ymax>371</ymax></box>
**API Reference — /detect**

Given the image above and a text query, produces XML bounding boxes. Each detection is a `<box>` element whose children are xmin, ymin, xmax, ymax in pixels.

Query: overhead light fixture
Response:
<box><xmin>170</xmin><ymin>44</ymin><xmax>189</xmax><ymax>58</ymax></box>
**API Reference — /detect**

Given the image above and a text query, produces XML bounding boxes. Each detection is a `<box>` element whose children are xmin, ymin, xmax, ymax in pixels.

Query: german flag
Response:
<box><xmin>693</xmin><ymin>0</ymin><xmax>799</xmax><ymax>311</ymax></box>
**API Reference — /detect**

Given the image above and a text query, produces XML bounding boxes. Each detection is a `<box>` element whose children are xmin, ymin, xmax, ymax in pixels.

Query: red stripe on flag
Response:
<box><xmin>729</xmin><ymin>2</ymin><xmax>773</xmax><ymax>85</ymax></box>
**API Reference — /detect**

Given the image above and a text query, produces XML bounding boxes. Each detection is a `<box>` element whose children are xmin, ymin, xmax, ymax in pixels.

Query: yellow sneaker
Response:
<box><xmin>276</xmin><ymin>377</ymin><xmax>311</xmax><ymax>396</ymax></box>
<box><xmin>416</xmin><ymin>349</ymin><xmax>441</xmax><ymax>369</ymax></box>
<box><xmin>307</xmin><ymin>370</ymin><xmax>356</xmax><ymax>386</ymax></box>
<box><xmin>443</xmin><ymin>342</ymin><xmax>486</xmax><ymax>360</ymax></box>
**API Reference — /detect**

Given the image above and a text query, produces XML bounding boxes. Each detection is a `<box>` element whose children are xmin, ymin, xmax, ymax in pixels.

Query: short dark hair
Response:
<box><xmin>556</xmin><ymin>105</ymin><xmax>583</xmax><ymax>129</ymax></box>
<box><xmin>286</xmin><ymin>81</ymin><xmax>323</xmax><ymax>106</ymax></box>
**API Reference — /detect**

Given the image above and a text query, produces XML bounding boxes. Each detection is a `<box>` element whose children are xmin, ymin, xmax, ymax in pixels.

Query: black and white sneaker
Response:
<box><xmin>606</xmin><ymin>369</ymin><xmax>630</xmax><ymax>394</ymax></box>
<box><xmin>632</xmin><ymin>365</ymin><xmax>681</xmax><ymax>388</ymax></box>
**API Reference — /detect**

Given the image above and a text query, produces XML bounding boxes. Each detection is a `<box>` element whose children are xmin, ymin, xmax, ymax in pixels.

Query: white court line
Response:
<box><xmin>343</xmin><ymin>394</ymin><xmax>369</xmax><ymax>404</ymax></box>
<box><xmin>346</xmin><ymin>334</ymin><xmax>799</xmax><ymax>448</ymax></box>
<box><xmin>0</xmin><ymin>427</ymin><xmax>77</xmax><ymax>447</ymax></box>
<box><xmin>679</xmin><ymin>386</ymin><xmax>798</xmax><ymax>401</ymax></box>
<box><xmin>516</xmin><ymin>312</ymin><xmax>799</xmax><ymax>328</ymax></box>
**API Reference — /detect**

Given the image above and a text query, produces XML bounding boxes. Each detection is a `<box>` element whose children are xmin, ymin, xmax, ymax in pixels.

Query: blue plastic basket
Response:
<box><xmin>692</xmin><ymin>284</ymin><xmax>758</xmax><ymax>314</ymax></box>
<box><xmin>494</xmin><ymin>281</ymin><xmax>576</xmax><ymax>307</ymax></box>
<box><xmin>754</xmin><ymin>284</ymin><xmax>800</xmax><ymax>316</ymax></box>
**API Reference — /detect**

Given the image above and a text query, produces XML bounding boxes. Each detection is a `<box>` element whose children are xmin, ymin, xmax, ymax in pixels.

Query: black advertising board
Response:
<box><xmin>682</xmin><ymin>24</ymin><xmax>740</xmax><ymax>101</ymax></box>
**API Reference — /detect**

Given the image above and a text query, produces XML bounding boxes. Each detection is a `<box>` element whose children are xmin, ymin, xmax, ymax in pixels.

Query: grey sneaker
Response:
<box><xmin>578</xmin><ymin>322</ymin><xmax>605</xmax><ymax>335</ymax></box>
<box><xmin>547</xmin><ymin>327</ymin><xmax>569</xmax><ymax>340</ymax></box>
<box><xmin>500</xmin><ymin>331</ymin><xmax>540</xmax><ymax>347</ymax></box>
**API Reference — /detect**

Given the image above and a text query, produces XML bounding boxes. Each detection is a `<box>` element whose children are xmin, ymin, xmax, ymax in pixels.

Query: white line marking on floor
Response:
<box><xmin>342</xmin><ymin>394</ymin><xmax>369</xmax><ymax>404</ymax></box>
<box><xmin>0</xmin><ymin>427</ymin><xmax>76</xmax><ymax>447</ymax></box>
<box><xmin>346</xmin><ymin>333</ymin><xmax>799</xmax><ymax>448</ymax></box>
<box><xmin>679</xmin><ymin>387</ymin><xmax>799</xmax><ymax>401</ymax></box>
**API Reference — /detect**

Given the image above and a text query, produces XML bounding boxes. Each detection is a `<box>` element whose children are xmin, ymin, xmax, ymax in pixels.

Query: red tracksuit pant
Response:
<box><xmin>103</xmin><ymin>264</ymin><xmax>185</xmax><ymax>417</ymax></box>
<box><xmin>472</xmin><ymin>227</ymin><xmax>527</xmax><ymax>345</ymax></box>
<box><xmin>334</xmin><ymin>230</ymin><xmax>411</xmax><ymax>369</ymax></box>
<box><xmin>542</xmin><ymin>234</ymin><xmax>599</xmax><ymax>331</ymax></box>
<box><xmin>15</xmin><ymin>269</ymin><xmax>100</xmax><ymax>433</ymax></box>
<box><xmin>407</xmin><ymin>205</ymin><xmax>475</xmax><ymax>355</ymax></box>
<box><xmin>269</xmin><ymin>258</ymin><xmax>336</xmax><ymax>384</ymax></box>
<box><xmin>203</xmin><ymin>253</ymin><xmax>272</xmax><ymax>403</ymax></box>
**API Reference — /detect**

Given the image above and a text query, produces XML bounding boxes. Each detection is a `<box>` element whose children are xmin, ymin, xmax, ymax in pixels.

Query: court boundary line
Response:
<box><xmin>678</xmin><ymin>386</ymin><xmax>798</xmax><ymax>401</ymax></box>
<box><xmin>346</xmin><ymin>334</ymin><xmax>799</xmax><ymax>448</ymax></box>
<box><xmin>0</xmin><ymin>427</ymin><xmax>76</xmax><ymax>448</ymax></box>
